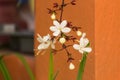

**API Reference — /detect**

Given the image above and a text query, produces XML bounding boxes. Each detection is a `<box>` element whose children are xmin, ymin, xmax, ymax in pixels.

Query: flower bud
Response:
<box><xmin>69</xmin><ymin>62</ymin><xmax>75</xmax><ymax>70</ymax></box>
<box><xmin>51</xmin><ymin>13</ymin><xmax>56</xmax><ymax>20</ymax></box>
<box><xmin>76</xmin><ymin>31</ymin><xmax>82</xmax><ymax>36</ymax></box>
<box><xmin>59</xmin><ymin>37</ymin><xmax>66</xmax><ymax>44</ymax></box>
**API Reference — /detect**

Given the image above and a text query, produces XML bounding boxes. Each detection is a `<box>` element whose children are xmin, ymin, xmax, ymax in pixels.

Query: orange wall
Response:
<box><xmin>95</xmin><ymin>0</ymin><xmax>120</xmax><ymax>80</ymax></box>
<box><xmin>35</xmin><ymin>0</ymin><xmax>120</xmax><ymax>80</ymax></box>
<box><xmin>35</xmin><ymin>0</ymin><xmax>95</xmax><ymax>80</ymax></box>
<box><xmin>0</xmin><ymin>54</ymin><xmax>35</xmax><ymax>80</ymax></box>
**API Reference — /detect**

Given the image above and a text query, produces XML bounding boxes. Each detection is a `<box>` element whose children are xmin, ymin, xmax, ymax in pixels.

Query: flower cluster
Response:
<box><xmin>36</xmin><ymin>0</ymin><xmax>92</xmax><ymax>71</ymax></box>
<box><xmin>36</xmin><ymin>20</ymin><xmax>92</xmax><ymax>70</ymax></box>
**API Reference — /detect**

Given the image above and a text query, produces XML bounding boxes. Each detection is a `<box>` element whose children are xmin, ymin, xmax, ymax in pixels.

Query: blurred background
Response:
<box><xmin>0</xmin><ymin>0</ymin><xmax>35</xmax><ymax>79</ymax></box>
<box><xmin>0</xmin><ymin>0</ymin><xmax>34</xmax><ymax>55</ymax></box>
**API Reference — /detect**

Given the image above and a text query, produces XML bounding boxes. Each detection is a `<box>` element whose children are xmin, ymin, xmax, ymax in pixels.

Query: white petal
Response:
<box><xmin>53</xmin><ymin>20</ymin><xmax>60</xmax><ymax>26</ymax></box>
<box><xmin>53</xmin><ymin>30</ymin><xmax>60</xmax><ymax>36</ymax></box>
<box><xmin>80</xmin><ymin>37</ymin><xmax>89</xmax><ymax>47</ymax></box>
<box><xmin>50</xmin><ymin>26</ymin><xmax>58</xmax><ymax>32</ymax></box>
<box><xmin>44</xmin><ymin>42</ymin><xmax>51</xmax><ymax>49</ymax></box>
<box><xmin>47</xmin><ymin>34</ymin><xmax>51</xmax><ymax>39</ymax></box>
<box><xmin>82</xmin><ymin>33</ymin><xmax>86</xmax><ymax>38</ymax></box>
<box><xmin>73</xmin><ymin>44</ymin><xmax>80</xmax><ymax>50</ymax></box>
<box><xmin>51</xmin><ymin>43</ymin><xmax>55</xmax><ymax>49</ymax></box>
<box><xmin>61</xmin><ymin>27</ymin><xmax>71</xmax><ymax>33</ymax></box>
<box><xmin>60</xmin><ymin>20</ymin><xmax>67</xmax><ymax>28</ymax></box>
<box><xmin>79</xmin><ymin>50</ymin><xmax>84</xmax><ymax>54</ymax></box>
<box><xmin>84</xmin><ymin>38</ymin><xmax>89</xmax><ymax>46</ymax></box>
<box><xmin>47</xmin><ymin>34</ymin><xmax>51</xmax><ymax>37</ymax></box>
<box><xmin>82</xmin><ymin>47</ymin><xmax>92</xmax><ymax>53</ymax></box>
<box><xmin>38</xmin><ymin>43</ymin><xmax>45</xmax><ymax>50</ymax></box>
<box><xmin>37</xmin><ymin>37</ymin><xmax>43</xmax><ymax>43</ymax></box>
<box><xmin>37</xmin><ymin>34</ymin><xmax>43</xmax><ymax>43</ymax></box>
<box><xmin>43</xmin><ymin>35</ymin><xmax>50</xmax><ymax>42</ymax></box>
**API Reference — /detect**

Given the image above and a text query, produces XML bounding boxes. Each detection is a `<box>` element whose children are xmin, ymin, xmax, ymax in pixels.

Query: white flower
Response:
<box><xmin>50</xmin><ymin>20</ymin><xmax>71</xmax><ymax>36</ymax></box>
<box><xmin>73</xmin><ymin>33</ymin><xmax>92</xmax><ymax>54</ymax></box>
<box><xmin>37</xmin><ymin>34</ymin><xmax>55</xmax><ymax>50</ymax></box>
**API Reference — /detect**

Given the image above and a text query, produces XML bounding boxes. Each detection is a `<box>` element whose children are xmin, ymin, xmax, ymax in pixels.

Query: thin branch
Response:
<box><xmin>55</xmin><ymin>45</ymin><xmax>73</xmax><ymax>52</ymax></box>
<box><xmin>60</xmin><ymin>0</ymin><xmax>65</xmax><ymax>22</ymax></box>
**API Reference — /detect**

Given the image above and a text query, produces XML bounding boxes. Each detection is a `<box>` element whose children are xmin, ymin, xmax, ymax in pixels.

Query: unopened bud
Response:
<box><xmin>76</xmin><ymin>31</ymin><xmax>82</xmax><ymax>36</ymax></box>
<box><xmin>51</xmin><ymin>13</ymin><xmax>56</xmax><ymax>20</ymax></box>
<box><xmin>59</xmin><ymin>37</ymin><xmax>66</xmax><ymax>44</ymax></box>
<box><xmin>69</xmin><ymin>62</ymin><xmax>75</xmax><ymax>70</ymax></box>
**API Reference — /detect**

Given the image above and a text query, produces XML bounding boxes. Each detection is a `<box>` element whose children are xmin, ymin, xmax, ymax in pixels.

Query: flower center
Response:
<box><xmin>79</xmin><ymin>46</ymin><xmax>83</xmax><ymax>50</ymax></box>
<box><xmin>58</xmin><ymin>26</ymin><xmax>62</xmax><ymax>31</ymax></box>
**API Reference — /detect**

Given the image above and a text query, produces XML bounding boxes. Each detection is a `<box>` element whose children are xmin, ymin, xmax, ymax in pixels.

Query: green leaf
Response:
<box><xmin>86</xmin><ymin>42</ymin><xmax>90</xmax><ymax>47</ymax></box>
<box><xmin>15</xmin><ymin>54</ymin><xmax>35</xmax><ymax>80</ymax></box>
<box><xmin>0</xmin><ymin>55</ymin><xmax>12</xmax><ymax>80</ymax></box>
<box><xmin>53</xmin><ymin>70</ymin><xmax>60</xmax><ymax>80</ymax></box>
<box><xmin>0</xmin><ymin>64</ymin><xmax>8</xmax><ymax>80</ymax></box>
<box><xmin>49</xmin><ymin>50</ymin><xmax>54</xmax><ymax>80</ymax></box>
<box><xmin>77</xmin><ymin>53</ymin><xmax>87</xmax><ymax>80</ymax></box>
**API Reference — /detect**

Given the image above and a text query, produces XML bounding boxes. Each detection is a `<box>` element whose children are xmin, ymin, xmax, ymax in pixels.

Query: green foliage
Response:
<box><xmin>77</xmin><ymin>53</ymin><xmax>87</xmax><ymax>80</ymax></box>
<box><xmin>0</xmin><ymin>54</ymin><xmax>35</xmax><ymax>80</ymax></box>
<box><xmin>53</xmin><ymin>70</ymin><xmax>60</xmax><ymax>80</ymax></box>
<box><xmin>49</xmin><ymin>51</ymin><xmax>54</xmax><ymax>80</ymax></box>
<box><xmin>86</xmin><ymin>42</ymin><xmax>90</xmax><ymax>47</ymax></box>
<box><xmin>0</xmin><ymin>55</ymin><xmax>12</xmax><ymax>80</ymax></box>
<box><xmin>15</xmin><ymin>54</ymin><xmax>35</xmax><ymax>80</ymax></box>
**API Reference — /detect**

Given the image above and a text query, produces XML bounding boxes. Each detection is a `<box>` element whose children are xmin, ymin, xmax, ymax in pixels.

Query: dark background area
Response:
<box><xmin>0</xmin><ymin>0</ymin><xmax>34</xmax><ymax>55</ymax></box>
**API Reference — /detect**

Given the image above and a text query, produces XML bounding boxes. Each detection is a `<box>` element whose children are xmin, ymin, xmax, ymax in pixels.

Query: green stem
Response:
<box><xmin>49</xmin><ymin>50</ymin><xmax>54</xmax><ymax>80</ymax></box>
<box><xmin>77</xmin><ymin>53</ymin><xmax>87</xmax><ymax>80</ymax></box>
